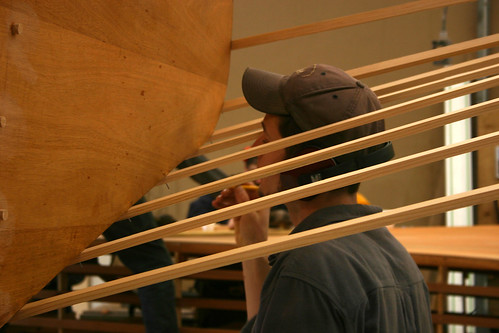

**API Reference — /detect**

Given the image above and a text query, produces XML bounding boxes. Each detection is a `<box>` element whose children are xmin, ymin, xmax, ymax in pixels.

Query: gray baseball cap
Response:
<box><xmin>242</xmin><ymin>64</ymin><xmax>385</xmax><ymax>146</ymax></box>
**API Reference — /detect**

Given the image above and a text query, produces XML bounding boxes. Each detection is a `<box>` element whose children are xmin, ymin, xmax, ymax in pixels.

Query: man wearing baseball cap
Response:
<box><xmin>213</xmin><ymin>64</ymin><xmax>432</xmax><ymax>332</ymax></box>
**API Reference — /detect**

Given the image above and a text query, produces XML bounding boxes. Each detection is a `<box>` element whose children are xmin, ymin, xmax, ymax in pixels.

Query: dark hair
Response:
<box><xmin>278</xmin><ymin>115</ymin><xmax>360</xmax><ymax>194</ymax></box>
<box><xmin>156</xmin><ymin>214</ymin><xmax>176</xmax><ymax>226</ymax></box>
<box><xmin>244</xmin><ymin>156</ymin><xmax>258</xmax><ymax>169</ymax></box>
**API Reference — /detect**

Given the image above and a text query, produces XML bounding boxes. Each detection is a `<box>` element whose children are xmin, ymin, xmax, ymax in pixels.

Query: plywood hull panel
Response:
<box><xmin>0</xmin><ymin>0</ymin><xmax>232</xmax><ymax>325</ymax></box>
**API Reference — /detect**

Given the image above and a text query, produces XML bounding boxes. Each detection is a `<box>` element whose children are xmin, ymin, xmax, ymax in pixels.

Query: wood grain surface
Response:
<box><xmin>0</xmin><ymin>0</ymin><xmax>232</xmax><ymax>325</ymax></box>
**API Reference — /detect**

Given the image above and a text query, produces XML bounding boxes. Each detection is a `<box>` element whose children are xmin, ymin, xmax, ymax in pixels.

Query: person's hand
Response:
<box><xmin>212</xmin><ymin>185</ymin><xmax>269</xmax><ymax>246</ymax></box>
<box><xmin>212</xmin><ymin>184</ymin><xmax>260</xmax><ymax>209</ymax></box>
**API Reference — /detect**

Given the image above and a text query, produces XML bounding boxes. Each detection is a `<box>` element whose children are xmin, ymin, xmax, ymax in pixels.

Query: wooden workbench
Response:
<box><xmin>164</xmin><ymin>224</ymin><xmax>499</xmax><ymax>265</ymax></box>
<box><xmin>164</xmin><ymin>224</ymin><xmax>499</xmax><ymax>332</ymax></box>
<box><xmin>10</xmin><ymin>225</ymin><xmax>499</xmax><ymax>333</ymax></box>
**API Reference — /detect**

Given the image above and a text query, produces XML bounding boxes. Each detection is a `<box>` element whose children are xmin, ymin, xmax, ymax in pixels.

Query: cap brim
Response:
<box><xmin>242</xmin><ymin>67</ymin><xmax>289</xmax><ymax>116</ymax></box>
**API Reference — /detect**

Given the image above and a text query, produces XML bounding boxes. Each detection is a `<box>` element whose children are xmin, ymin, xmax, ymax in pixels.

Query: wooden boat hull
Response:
<box><xmin>0</xmin><ymin>0</ymin><xmax>232</xmax><ymax>325</ymax></box>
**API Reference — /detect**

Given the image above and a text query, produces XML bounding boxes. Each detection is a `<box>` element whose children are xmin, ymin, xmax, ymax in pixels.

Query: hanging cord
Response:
<box><xmin>432</xmin><ymin>7</ymin><xmax>450</xmax><ymax>66</ymax></box>
<box><xmin>440</xmin><ymin>6</ymin><xmax>449</xmax><ymax>41</ymax></box>
<box><xmin>494</xmin><ymin>200</ymin><xmax>499</xmax><ymax>223</ymax></box>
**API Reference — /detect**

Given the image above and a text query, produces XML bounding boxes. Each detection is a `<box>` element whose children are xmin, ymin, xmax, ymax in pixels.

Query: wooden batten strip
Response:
<box><xmin>127</xmin><ymin>99</ymin><xmax>498</xmax><ymax>221</ymax></box>
<box><xmin>219</xmin><ymin>42</ymin><xmax>499</xmax><ymax>117</ymax></box>
<box><xmin>221</xmin><ymin>96</ymin><xmax>247</xmax><ymax>112</ymax></box>
<box><xmin>15</xmin><ymin>183</ymin><xmax>499</xmax><ymax>320</ymax></box>
<box><xmin>374</xmin><ymin>53</ymin><xmax>499</xmax><ymax>96</ymax></box>
<box><xmin>209</xmin><ymin>118</ymin><xmax>262</xmax><ymax>142</ymax></box>
<box><xmin>193</xmin><ymin>130</ymin><xmax>261</xmax><ymax>157</ymax></box>
<box><xmin>350</xmin><ymin>34</ymin><xmax>499</xmax><ymax>79</ymax></box>
<box><xmin>230</xmin><ymin>0</ymin><xmax>475</xmax><ymax>50</ymax></box>
<box><xmin>200</xmin><ymin>62</ymin><xmax>499</xmax><ymax>157</ymax></box>
<box><xmin>76</xmin><ymin>130</ymin><xmax>499</xmax><ymax>263</ymax></box>
<box><xmin>378</xmin><ymin>63</ymin><xmax>499</xmax><ymax>104</ymax></box>
<box><xmin>208</xmin><ymin>118</ymin><xmax>262</xmax><ymax>144</ymax></box>
<box><xmin>162</xmin><ymin>76</ymin><xmax>499</xmax><ymax>184</ymax></box>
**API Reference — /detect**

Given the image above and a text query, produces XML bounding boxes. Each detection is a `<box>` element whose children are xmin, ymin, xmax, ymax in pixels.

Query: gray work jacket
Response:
<box><xmin>242</xmin><ymin>204</ymin><xmax>432</xmax><ymax>332</ymax></box>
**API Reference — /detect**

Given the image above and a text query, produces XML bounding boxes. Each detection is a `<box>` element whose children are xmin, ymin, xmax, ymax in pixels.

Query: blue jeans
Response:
<box><xmin>104</xmin><ymin>200</ymin><xmax>178</xmax><ymax>333</ymax></box>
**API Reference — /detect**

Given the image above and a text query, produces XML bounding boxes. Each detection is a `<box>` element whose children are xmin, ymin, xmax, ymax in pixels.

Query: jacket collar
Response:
<box><xmin>269</xmin><ymin>204</ymin><xmax>382</xmax><ymax>265</ymax></box>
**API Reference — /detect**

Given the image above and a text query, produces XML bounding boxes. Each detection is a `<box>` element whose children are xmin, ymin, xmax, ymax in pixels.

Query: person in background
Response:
<box><xmin>41</xmin><ymin>198</ymin><xmax>179</xmax><ymax>333</ymax></box>
<box><xmin>104</xmin><ymin>198</ymin><xmax>178</xmax><ymax>333</ymax></box>
<box><xmin>183</xmin><ymin>155</ymin><xmax>230</xmax><ymax>225</ymax></box>
<box><xmin>213</xmin><ymin>64</ymin><xmax>432</xmax><ymax>332</ymax></box>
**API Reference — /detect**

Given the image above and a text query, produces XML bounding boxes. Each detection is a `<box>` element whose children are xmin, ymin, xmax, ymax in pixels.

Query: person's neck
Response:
<box><xmin>286</xmin><ymin>191</ymin><xmax>357</xmax><ymax>227</ymax></box>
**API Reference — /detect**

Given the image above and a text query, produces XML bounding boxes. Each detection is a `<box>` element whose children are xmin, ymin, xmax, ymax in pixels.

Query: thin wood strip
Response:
<box><xmin>32</xmin><ymin>290</ymin><xmax>142</xmax><ymax>306</ymax></box>
<box><xmin>221</xmin><ymin>96</ymin><xmax>247</xmax><ymax>112</ymax></box>
<box><xmin>349</xmin><ymin>34</ymin><xmax>499</xmax><ymax>79</ymax></box>
<box><xmin>193</xmin><ymin>130</ymin><xmax>261</xmax><ymax>157</ymax></box>
<box><xmin>230</xmin><ymin>0</ymin><xmax>475</xmax><ymax>50</ymax></box>
<box><xmin>374</xmin><ymin>53</ymin><xmax>499</xmax><ymax>96</ymax></box>
<box><xmin>77</xmin><ymin>131</ymin><xmax>499</xmax><ymax>263</ymax></box>
<box><xmin>163</xmin><ymin>76</ymin><xmax>499</xmax><ymax>183</ymax></box>
<box><xmin>427</xmin><ymin>283</ymin><xmax>499</xmax><ymax>298</ymax></box>
<box><xmin>218</xmin><ymin>43</ymin><xmax>499</xmax><ymax>117</ymax></box>
<box><xmin>130</xmin><ymin>99</ymin><xmax>499</xmax><ymax>222</ymax></box>
<box><xmin>199</xmin><ymin>62</ymin><xmax>499</xmax><ymax>157</ymax></box>
<box><xmin>209</xmin><ymin>118</ymin><xmax>262</xmax><ymax>142</ymax></box>
<box><xmin>378</xmin><ymin>63</ymin><xmax>499</xmax><ymax>104</ymax></box>
<box><xmin>14</xmin><ymin>183</ymin><xmax>499</xmax><ymax>320</ymax></box>
<box><xmin>412</xmin><ymin>254</ymin><xmax>499</xmax><ymax>271</ymax></box>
